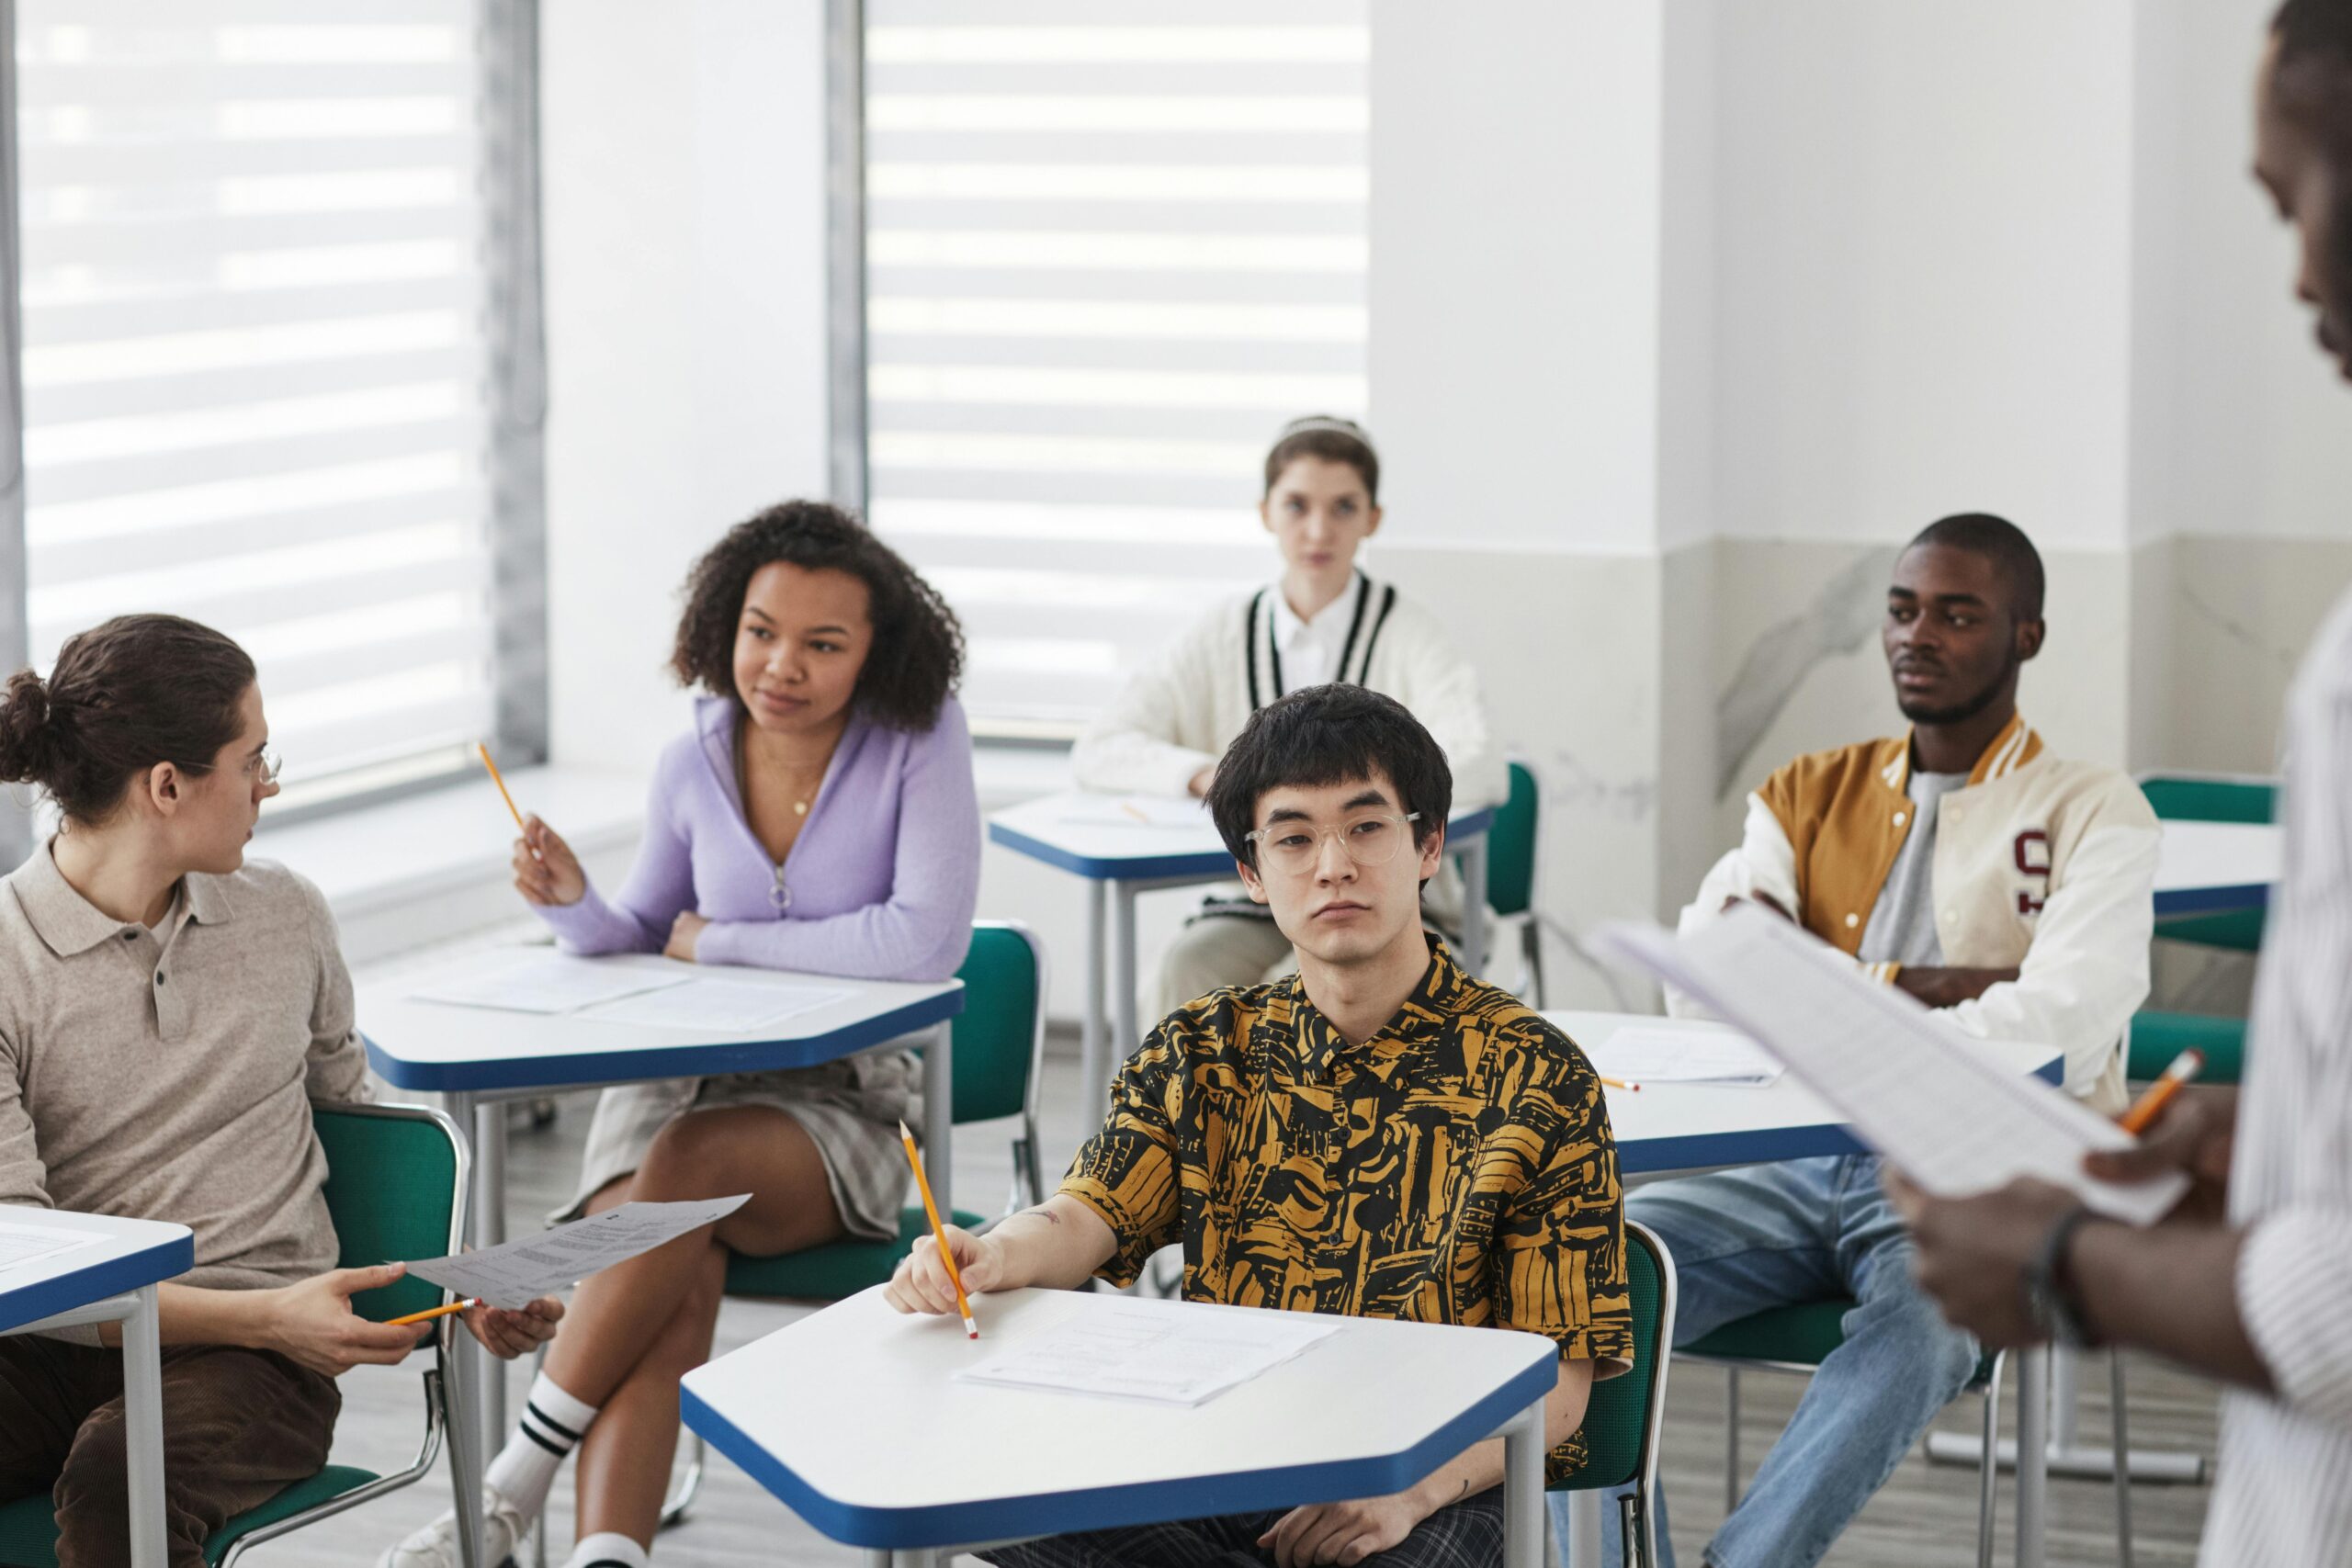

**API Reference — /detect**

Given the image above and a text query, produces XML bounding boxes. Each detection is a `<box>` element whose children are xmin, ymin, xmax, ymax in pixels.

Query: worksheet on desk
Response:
<box><xmin>956</xmin><ymin>1301</ymin><xmax>1339</xmax><ymax>1406</ymax></box>
<box><xmin>0</xmin><ymin>1219</ymin><xmax>107</xmax><ymax>1278</ymax></box>
<box><xmin>1585</xmin><ymin>1025</ymin><xmax>1785</xmax><ymax>1088</ymax></box>
<box><xmin>1594</xmin><ymin>908</ymin><xmax>2188</xmax><ymax>1224</ymax></box>
<box><xmin>578</xmin><ymin>978</ymin><xmax>849</xmax><ymax>1032</ymax></box>
<box><xmin>1057</xmin><ymin>795</ymin><xmax>1212</xmax><ymax>829</ymax></box>
<box><xmin>409</xmin><ymin>953</ymin><xmax>688</xmax><ymax>1015</ymax></box>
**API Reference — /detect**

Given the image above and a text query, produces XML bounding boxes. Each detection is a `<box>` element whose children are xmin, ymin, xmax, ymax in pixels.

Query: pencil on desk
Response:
<box><xmin>1119</xmin><ymin>800</ymin><xmax>1150</xmax><ymax>824</ymax></box>
<box><xmin>1599</xmin><ymin>1076</ymin><xmax>1642</xmax><ymax>1093</ymax></box>
<box><xmin>477</xmin><ymin>741</ymin><xmax>542</xmax><ymax>862</ymax></box>
<box><xmin>2118</xmin><ymin>1047</ymin><xmax>2204</xmax><ymax>1136</ymax></box>
<box><xmin>898</xmin><ymin>1117</ymin><xmax>978</xmax><ymax>1339</ymax></box>
<box><xmin>386</xmin><ymin>1297</ymin><xmax>480</xmax><ymax>1328</ymax></box>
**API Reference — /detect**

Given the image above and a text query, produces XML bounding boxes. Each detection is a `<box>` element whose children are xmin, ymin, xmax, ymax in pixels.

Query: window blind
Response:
<box><xmin>862</xmin><ymin>0</ymin><xmax>1370</xmax><ymax>732</ymax></box>
<box><xmin>14</xmin><ymin>0</ymin><xmax>499</xmax><ymax>799</ymax></box>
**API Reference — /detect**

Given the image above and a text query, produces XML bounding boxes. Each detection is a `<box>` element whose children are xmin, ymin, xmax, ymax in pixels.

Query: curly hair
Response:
<box><xmin>670</xmin><ymin>501</ymin><xmax>964</xmax><ymax>731</ymax></box>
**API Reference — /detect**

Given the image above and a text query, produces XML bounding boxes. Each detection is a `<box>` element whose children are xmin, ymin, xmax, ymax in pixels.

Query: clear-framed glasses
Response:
<box><xmin>247</xmin><ymin>748</ymin><xmax>283</xmax><ymax>787</ymax></box>
<box><xmin>1245</xmin><ymin>811</ymin><xmax>1420</xmax><ymax>874</ymax></box>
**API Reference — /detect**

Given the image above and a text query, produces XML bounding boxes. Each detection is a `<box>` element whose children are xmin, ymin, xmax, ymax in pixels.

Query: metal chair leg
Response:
<box><xmin>1522</xmin><ymin>922</ymin><xmax>1546</xmax><ymax>1010</ymax></box>
<box><xmin>1724</xmin><ymin>1366</ymin><xmax>1742</xmax><ymax>1513</ymax></box>
<box><xmin>1619</xmin><ymin>1490</ymin><xmax>1648</xmax><ymax>1568</ymax></box>
<box><xmin>662</xmin><ymin>1432</ymin><xmax>706</xmax><ymax>1529</ymax></box>
<box><xmin>2112</xmin><ymin>1349</ymin><xmax>2135</xmax><ymax>1568</ymax></box>
<box><xmin>1976</xmin><ymin>1359</ymin><xmax>2004</xmax><ymax>1568</ymax></box>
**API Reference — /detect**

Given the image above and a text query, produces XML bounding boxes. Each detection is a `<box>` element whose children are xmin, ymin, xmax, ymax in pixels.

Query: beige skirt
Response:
<box><xmin>555</xmin><ymin>1044</ymin><xmax>922</xmax><ymax>1243</ymax></box>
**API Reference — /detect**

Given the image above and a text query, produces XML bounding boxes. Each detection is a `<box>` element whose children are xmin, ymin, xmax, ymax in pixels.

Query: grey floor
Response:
<box><xmin>274</xmin><ymin>1025</ymin><xmax>2220</xmax><ymax>1568</ymax></box>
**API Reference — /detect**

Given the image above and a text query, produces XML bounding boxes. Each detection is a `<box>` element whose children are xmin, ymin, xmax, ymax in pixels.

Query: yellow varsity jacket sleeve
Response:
<box><xmin>1676</xmin><ymin>715</ymin><xmax>2158</xmax><ymax>1111</ymax></box>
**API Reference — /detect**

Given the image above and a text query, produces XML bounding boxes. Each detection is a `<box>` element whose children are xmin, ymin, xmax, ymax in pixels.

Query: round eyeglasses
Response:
<box><xmin>1244</xmin><ymin>811</ymin><xmax>1420</xmax><ymax>874</ymax></box>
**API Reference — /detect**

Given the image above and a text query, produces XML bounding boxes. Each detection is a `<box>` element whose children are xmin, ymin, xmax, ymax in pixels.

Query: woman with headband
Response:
<box><xmin>1073</xmin><ymin>415</ymin><xmax>1504</xmax><ymax>1021</ymax></box>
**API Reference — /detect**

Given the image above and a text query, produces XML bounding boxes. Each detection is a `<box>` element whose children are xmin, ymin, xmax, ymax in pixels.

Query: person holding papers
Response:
<box><xmin>1577</xmin><ymin>516</ymin><xmax>2161</xmax><ymax>1567</ymax></box>
<box><xmin>0</xmin><ymin>615</ymin><xmax>560</xmax><ymax>1568</ymax></box>
<box><xmin>1071</xmin><ymin>416</ymin><xmax>1504</xmax><ymax>1020</ymax></box>
<box><xmin>1896</xmin><ymin>6</ymin><xmax>2352</xmax><ymax>1562</ymax></box>
<box><xmin>891</xmin><ymin>685</ymin><xmax>1633</xmax><ymax>1568</ymax></box>
<box><xmin>388</xmin><ymin>503</ymin><xmax>979</xmax><ymax>1568</ymax></box>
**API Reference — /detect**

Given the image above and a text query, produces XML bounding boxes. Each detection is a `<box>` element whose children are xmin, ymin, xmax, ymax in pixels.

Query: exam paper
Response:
<box><xmin>0</xmin><ymin>1219</ymin><xmax>106</xmax><ymax>1278</ymax></box>
<box><xmin>1593</xmin><ymin>910</ymin><xmax>2188</xmax><ymax>1225</ymax></box>
<box><xmin>410</xmin><ymin>953</ymin><xmax>689</xmax><ymax>1016</ymax></box>
<box><xmin>580</xmin><ymin>978</ymin><xmax>849</xmax><ymax>1032</ymax></box>
<box><xmin>956</xmin><ymin>1301</ymin><xmax>1339</xmax><ymax>1406</ymax></box>
<box><xmin>404</xmin><ymin>1195</ymin><xmax>751</xmax><ymax>1308</ymax></box>
<box><xmin>1058</xmin><ymin>794</ymin><xmax>1212</xmax><ymax>830</ymax></box>
<box><xmin>1585</xmin><ymin>1025</ymin><xmax>1785</xmax><ymax>1088</ymax></box>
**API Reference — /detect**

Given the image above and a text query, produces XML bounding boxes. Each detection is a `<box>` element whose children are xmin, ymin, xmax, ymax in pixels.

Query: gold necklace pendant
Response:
<box><xmin>794</xmin><ymin>800</ymin><xmax>808</xmax><ymax>816</ymax></box>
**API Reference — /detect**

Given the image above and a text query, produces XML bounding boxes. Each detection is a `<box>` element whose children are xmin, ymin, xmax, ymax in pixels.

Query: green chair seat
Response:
<box><xmin>2142</xmin><ymin>774</ymin><xmax>2278</xmax><ymax>953</ymax></box>
<box><xmin>1551</xmin><ymin>1221</ymin><xmax>1669</xmax><ymax>1493</ymax></box>
<box><xmin>0</xmin><ymin>1466</ymin><xmax>382</xmax><ymax>1567</ymax></box>
<box><xmin>2129</xmin><ymin>1010</ymin><xmax>2247</xmax><ymax>1086</ymax></box>
<box><xmin>726</xmin><ymin>1206</ymin><xmax>986</xmax><ymax>1301</ymax></box>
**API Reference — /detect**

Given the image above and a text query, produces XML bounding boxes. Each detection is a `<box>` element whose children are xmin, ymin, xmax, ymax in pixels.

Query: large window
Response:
<box><xmin>861</xmin><ymin>2</ymin><xmax>1370</xmax><ymax>733</ymax></box>
<box><xmin>12</xmin><ymin>0</ymin><xmax>535</xmax><ymax>808</ymax></box>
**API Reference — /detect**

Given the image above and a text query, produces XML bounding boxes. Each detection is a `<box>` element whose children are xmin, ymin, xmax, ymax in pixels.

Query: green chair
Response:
<box><xmin>606</xmin><ymin>919</ymin><xmax>1049</xmax><ymax>1546</ymax></box>
<box><xmin>2128</xmin><ymin>1009</ymin><xmax>2247</xmax><ymax>1087</ymax></box>
<box><xmin>2139</xmin><ymin>772</ymin><xmax>2278</xmax><ymax>953</ymax></box>
<box><xmin>1479</xmin><ymin>759</ymin><xmax>1547</xmax><ymax>1004</ymax></box>
<box><xmin>0</xmin><ymin>1100</ymin><xmax>469</xmax><ymax>1568</ymax></box>
<box><xmin>1679</xmin><ymin>1301</ymin><xmax>2029</xmax><ymax>1568</ymax></box>
<box><xmin>1548</xmin><ymin>1220</ymin><xmax>1678</xmax><ymax>1567</ymax></box>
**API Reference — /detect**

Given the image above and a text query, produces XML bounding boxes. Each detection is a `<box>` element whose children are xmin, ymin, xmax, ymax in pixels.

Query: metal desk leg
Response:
<box><xmin>120</xmin><ymin>1284</ymin><xmax>167</xmax><ymax>1568</ymax></box>
<box><xmin>1080</xmin><ymin>878</ymin><xmax>1109</xmax><ymax>1123</ymax></box>
<box><xmin>441</xmin><ymin>1088</ymin><xmax>492</xmax><ymax>1568</ymax></box>
<box><xmin>1459</xmin><ymin>836</ymin><xmax>1489</xmax><ymax>978</ymax></box>
<box><xmin>2017</xmin><ymin>1346</ymin><xmax>2049</xmax><ymax>1568</ymax></box>
<box><xmin>470</xmin><ymin>1098</ymin><xmax>510</xmax><ymax>1449</ymax></box>
<box><xmin>923</xmin><ymin>1019</ymin><xmax>955</xmax><ymax>1216</ymax></box>
<box><xmin>1502</xmin><ymin>1396</ymin><xmax>1547</xmax><ymax>1568</ymax></box>
<box><xmin>1112</xmin><ymin>878</ymin><xmax>1139</xmax><ymax>1079</ymax></box>
<box><xmin>1560</xmin><ymin>1490</ymin><xmax>1600</xmax><ymax>1567</ymax></box>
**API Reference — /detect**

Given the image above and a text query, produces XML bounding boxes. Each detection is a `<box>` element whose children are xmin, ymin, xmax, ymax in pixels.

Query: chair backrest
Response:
<box><xmin>949</xmin><ymin>920</ymin><xmax>1046</xmax><ymax>1127</ymax></box>
<box><xmin>313</xmin><ymin>1101</ymin><xmax>467</xmax><ymax>1324</ymax></box>
<box><xmin>1552</xmin><ymin>1219</ymin><xmax>1676</xmax><ymax>1493</ymax></box>
<box><xmin>1483</xmin><ymin>760</ymin><xmax>1541</xmax><ymax>919</ymax></box>
<box><xmin>2138</xmin><ymin>773</ymin><xmax>2278</xmax><ymax>824</ymax></box>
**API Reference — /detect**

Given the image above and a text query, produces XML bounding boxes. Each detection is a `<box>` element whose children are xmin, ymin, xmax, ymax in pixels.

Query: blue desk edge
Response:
<box><xmin>989</xmin><ymin>806</ymin><xmax>1496</xmax><ymax>882</ymax></box>
<box><xmin>0</xmin><ymin>1229</ymin><xmax>194</xmax><ymax>1337</ymax></box>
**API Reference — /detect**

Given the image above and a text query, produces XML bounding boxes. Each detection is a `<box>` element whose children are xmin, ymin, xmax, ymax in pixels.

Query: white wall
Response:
<box><xmin>541</xmin><ymin>0</ymin><xmax>831</xmax><ymax>773</ymax></box>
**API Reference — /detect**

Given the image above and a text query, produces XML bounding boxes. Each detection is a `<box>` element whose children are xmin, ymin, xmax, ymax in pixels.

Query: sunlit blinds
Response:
<box><xmin>14</xmin><ymin>1</ymin><xmax>497</xmax><ymax>792</ymax></box>
<box><xmin>863</xmin><ymin>1</ymin><xmax>1370</xmax><ymax>731</ymax></box>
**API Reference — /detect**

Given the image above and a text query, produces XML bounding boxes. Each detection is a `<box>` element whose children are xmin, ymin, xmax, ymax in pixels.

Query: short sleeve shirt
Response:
<box><xmin>1058</xmin><ymin>941</ymin><xmax>1636</xmax><ymax>1482</ymax></box>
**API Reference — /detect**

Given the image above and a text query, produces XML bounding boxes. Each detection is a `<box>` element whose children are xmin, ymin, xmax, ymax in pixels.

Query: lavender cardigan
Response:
<box><xmin>538</xmin><ymin>695</ymin><xmax>980</xmax><ymax>982</ymax></box>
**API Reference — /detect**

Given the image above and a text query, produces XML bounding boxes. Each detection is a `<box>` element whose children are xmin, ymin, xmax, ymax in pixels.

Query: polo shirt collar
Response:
<box><xmin>1287</xmin><ymin>940</ymin><xmax>1465</xmax><ymax>1084</ymax></box>
<box><xmin>12</xmin><ymin>841</ymin><xmax>232</xmax><ymax>957</ymax></box>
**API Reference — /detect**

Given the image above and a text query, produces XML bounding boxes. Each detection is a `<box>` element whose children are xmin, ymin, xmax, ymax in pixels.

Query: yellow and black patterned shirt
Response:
<box><xmin>1059</xmin><ymin>941</ymin><xmax>1635</xmax><ymax>1480</ymax></box>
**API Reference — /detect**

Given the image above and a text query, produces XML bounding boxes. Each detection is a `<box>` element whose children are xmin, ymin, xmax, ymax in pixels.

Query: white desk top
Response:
<box><xmin>681</xmin><ymin>1285</ymin><xmax>1555</xmax><ymax>1550</ymax></box>
<box><xmin>989</xmin><ymin>790</ymin><xmax>1495</xmax><ymax>881</ymax></box>
<box><xmin>357</xmin><ymin>947</ymin><xmax>964</xmax><ymax>1095</ymax></box>
<box><xmin>1544</xmin><ymin>1011</ymin><xmax>2063</xmax><ymax>1176</ymax></box>
<box><xmin>0</xmin><ymin>1207</ymin><xmax>193</xmax><ymax>1336</ymax></box>
<box><xmin>2154</xmin><ymin>819</ymin><xmax>2279</xmax><ymax>917</ymax></box>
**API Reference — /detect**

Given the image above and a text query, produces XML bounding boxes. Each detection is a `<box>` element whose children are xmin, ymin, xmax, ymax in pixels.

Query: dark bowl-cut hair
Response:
<box><xmin>670</xmin><ymin>501</ymin><xmax>964</xmax><ymax>731</ymax></box>
<box><xmin>1263</xmin><ymin>415</ymin><xmax>1380</xmax><ymax>504</ymax></box>
<box><xmin>1206</xmin><ymin>684</ymin><xmax>1452</xmax><ymax>873</ymax></box>
<box><xmin>1906</xmin><ymin>512</ymin><xmax>2046</xmax><ymax>622</ymax></box>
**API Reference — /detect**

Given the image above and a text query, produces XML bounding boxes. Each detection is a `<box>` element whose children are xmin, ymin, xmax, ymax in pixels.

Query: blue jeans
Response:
<box><xmin>1550</xmin><ymin>1156</ymin><xmax>1979</xmax><ymax>1568</ymax></box>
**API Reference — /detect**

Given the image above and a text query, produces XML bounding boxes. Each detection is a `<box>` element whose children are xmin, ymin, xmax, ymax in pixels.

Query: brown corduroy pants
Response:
<box><xmin>0</xmin><ymin>1337</ymin><xmax>340</xmax><ymax>1568</ymax></box>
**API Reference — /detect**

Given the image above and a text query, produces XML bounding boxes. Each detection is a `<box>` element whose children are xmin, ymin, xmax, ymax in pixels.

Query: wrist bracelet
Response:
<box><xmin>2026</xmin><ymin>1202</ymin><xmax>2101</xmax><ymax>1349</ymax></box>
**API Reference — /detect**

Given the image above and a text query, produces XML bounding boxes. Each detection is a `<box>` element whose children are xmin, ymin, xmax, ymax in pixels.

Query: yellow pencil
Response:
<box><xmin>477</xmin><ymin>741</ymin><xmax>542</xmax><ymax>863</ymax></box>
<box><xmin>1119</xmin><ymin>800</ymin><xmax>1150</xmax><ymax>824</ymax></box>
<box><xmin>2118</xmin><ymin>1047</ymin><xmax>2204</xmax><ymax>1136</ymax></box>
<box><xmin>1599</xmin><ymin>1076</ymin><xmax>1642</xmax><ymax>1093</ymax></box>
<box><xmin>898</xmin><ymin>1118</ymin><xmax>978</xmax><ymax>1339</ymax></box>
<box><xmin>385</xmin><ymin>1297</ymin><xmax>480</xmax><ymax>1328</ymax></box>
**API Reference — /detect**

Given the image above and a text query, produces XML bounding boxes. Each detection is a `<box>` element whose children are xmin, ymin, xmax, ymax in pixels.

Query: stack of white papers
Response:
<box><xmin>0</xmin><ymin>1219</ymin><xmax>104</xmax><ymax>1278</ymax></box>
<box><xmin>956</xmin><ymin>1302</ymin><xmax>1339</xmax><ymax>1406</ymax></box>
<box><xmin>411</xmin><ymin>953</ymin><xmax>686</xmax><ymax>1015</ymax></box>
<box><xmin>1594</xmin><ymin>910</ymin><xmax>2187</xmax><ymax>1224</ymax></box>
<box><xmin>1058</xmin><ymin>795</ymin><xmax>1211</xmax><ymax>830</ymax></box>
<box><xmin>405</xmin><ymin>1195</ymin><xmax>752</xmax><ymax>1308</ymax></box>
<box><xmin>1585</xmin><ymin>1025</ymin><xmax>1785</xmax><ymax>1089</ymax></box>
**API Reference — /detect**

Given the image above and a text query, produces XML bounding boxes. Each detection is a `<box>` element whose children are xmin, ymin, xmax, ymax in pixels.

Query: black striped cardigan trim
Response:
<box><xmin>1243</xmin><ymin>575</ymin><xmax>1397</xmax><ymax>709</ymax></box>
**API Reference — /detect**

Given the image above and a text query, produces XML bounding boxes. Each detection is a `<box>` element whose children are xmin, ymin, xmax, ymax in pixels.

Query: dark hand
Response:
<box><xmin>1884</xmin><ymin>1170</ymin><xmax>2084</xmax><ymax>1349</ymax></box>
<box><xmin>1719</xmin><ymin>891</ymin><xmax>1795</xmax><ymax>921</ymax></box>
<box><xmin>1893</xmin><ymin>966</ymin><xmax>2021</xmax><ymax>1008</ymax></box>
<box><xmin>462</xmin><ymin>1295</ymin><xmax>565</xmax><ymax>1359</ymax></box>
<box><xmin>2086</xmin><ymin>1085</ymin><xmax>2238</xmax><ymax>1222</ymax></box>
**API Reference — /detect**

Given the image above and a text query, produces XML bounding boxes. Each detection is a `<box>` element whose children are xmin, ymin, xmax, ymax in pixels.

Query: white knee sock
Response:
<box><xmin>564</xmin><ymin>1532</ymin><xmax>650</xmax><ymax>1568</ymax></box>
<box><xmin>483</xmin><ymin>1371</ymin><xmax>599</xmax><ymax>1520</ymax></box>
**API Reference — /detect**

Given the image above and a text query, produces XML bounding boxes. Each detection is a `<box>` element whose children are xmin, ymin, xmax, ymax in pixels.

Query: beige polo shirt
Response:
<box><xmin>0</xmin><ymin>845</ymin><xmax>370</xmax><ymax>1295</ymax></box>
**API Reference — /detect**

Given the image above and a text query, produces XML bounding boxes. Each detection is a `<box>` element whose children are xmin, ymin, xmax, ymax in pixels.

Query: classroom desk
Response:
<box><xmin>357</xmin><ymin>948</ymin><xmax>963</xmax><ymax>1559</ymax></box>
<box><xmin>1</xmin><ymin>1207</ymin><xmax>195</xmax><ymax>1568</ymax></box>
<box><xmin>2154</xmin><ymin>818</ymin><xmax>2281</xmax><ymax>918</ymax></box>
<box><xmin>989</xmin><ymin>792</ymin><xmax>1494</xmax><ymax>1125</ymax></box>
<box><xmin>1542</xmin><ymin>1011</ymin><xmax>2064</xmax><ymax>1568</ymax></box>
<box><xmin>681</xmin><ymin>1285</ymin><xmax>1559</xmax><ymax>1568</ymax></box>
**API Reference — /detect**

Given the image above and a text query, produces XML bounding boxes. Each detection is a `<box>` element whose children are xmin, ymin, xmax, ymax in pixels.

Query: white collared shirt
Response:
<box><xmin>1268</xmin><ymin>573</ymin><xmax>1366</xmax><ymax>694</ymax></box>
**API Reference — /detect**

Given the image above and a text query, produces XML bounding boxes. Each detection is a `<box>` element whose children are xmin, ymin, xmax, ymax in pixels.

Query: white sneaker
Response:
<box><xmin>379</xmin><ymin>1483</ymin><xmax>529</xmax><ymax>1568</ymax></box>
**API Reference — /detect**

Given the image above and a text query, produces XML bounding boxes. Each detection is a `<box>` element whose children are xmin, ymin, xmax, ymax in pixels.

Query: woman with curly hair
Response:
<box><xmin>387</xmin><ymin>502</ymin><xmax>979</xmax><ymax>1568</ymax></box>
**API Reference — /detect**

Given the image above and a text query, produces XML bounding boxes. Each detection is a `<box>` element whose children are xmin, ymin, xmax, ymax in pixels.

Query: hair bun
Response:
<box><xmin>0</xmin><ymin>668</ymin><xmax>53</xmax><ymax>784</ymax></box>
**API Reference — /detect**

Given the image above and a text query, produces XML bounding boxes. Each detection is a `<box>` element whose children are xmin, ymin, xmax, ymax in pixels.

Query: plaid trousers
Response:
<box><xmin>981</xmin><ymin>1490</ymin><xmax>1507</xmax><ymax>1568</ymax></box>
<box><xmin>0</xmin><ymin>1337</ymin><xmax>340</xmax><ymax>1568</ymax></box>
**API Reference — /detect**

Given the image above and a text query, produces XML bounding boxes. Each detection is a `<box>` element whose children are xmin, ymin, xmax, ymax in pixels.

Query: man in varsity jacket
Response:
<box><xmin>1572</xmin><ymin>513</ymin><xmax>2161</xmax><ymax>1568</ymax></box>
